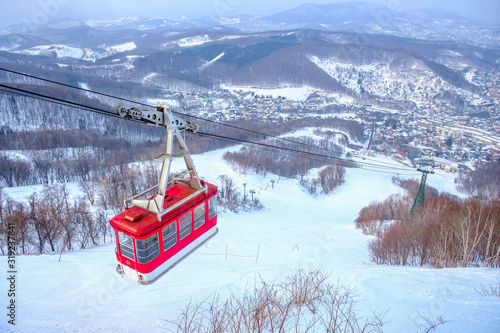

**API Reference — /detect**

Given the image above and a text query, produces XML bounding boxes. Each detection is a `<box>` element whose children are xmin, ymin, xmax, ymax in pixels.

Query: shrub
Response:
<box><xmin>165</xmin><ymin>269</ymin><xmax>386</xmax><ymax>333</ymax></box>
<box><xmin>361</xmin><ymin>195</ymin><xmax>500</xmax><ymax>268</ymax></box>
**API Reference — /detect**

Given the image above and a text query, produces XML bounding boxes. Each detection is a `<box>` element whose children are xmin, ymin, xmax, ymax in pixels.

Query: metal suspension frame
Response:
<box><xmin>411</xmin><ymin>165</ymin><xmax>434</xmax><ymax>213</ymax></box>
<box><xmin>117</xmin><ymin>104</ymin><xmax>206</xmax><ymax>221</ymax></box>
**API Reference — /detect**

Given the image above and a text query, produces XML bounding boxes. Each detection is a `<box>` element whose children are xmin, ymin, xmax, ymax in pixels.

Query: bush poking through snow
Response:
<box><xmin>410</xmin><ymin>312</ymin><xmax>449</xmax><ymax>333</ymax></box>
<box><xmin>165</xmin><ymin>269</ymin><xmax>387</xmax><ymax>333</ymax></box>
<box><xmin>474</xmin><ymin>283</ymin><xmax>500</xmax><ymax>297</ymax></box>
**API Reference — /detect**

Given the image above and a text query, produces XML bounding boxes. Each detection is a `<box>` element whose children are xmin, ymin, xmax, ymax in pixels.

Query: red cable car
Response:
<box><xmin>109</xmin><ymin>104</ymin><xmax>218</xmax><ymax>284</ymax></box>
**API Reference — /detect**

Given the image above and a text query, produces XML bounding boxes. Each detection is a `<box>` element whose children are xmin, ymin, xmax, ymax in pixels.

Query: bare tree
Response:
<box><xmin>32</xmin><ymin>152</ymin><xmax>52</xmax><ymax>185</ymax></box>
<box><xmin>318</xmin><ymin>164</ymin><xmax>345</xmax><ymax>194</ymax></box>
<box><xmin>73</xmin><ymin>197</ymin><xmax>98</xmax><ymax>249</ymax></box>
<box><xmin>0</xmin><ymin>156</ymin><xmax>31</xmax><ymax>187</ymax></box>
<box><xmin>33</xmin><ymin>196</ymin><xmax>61</xmax><ymax>252</ymax></box>
<box><xmin>457</xmin><ymin>200</ymin><xmax>488</xmax><ymax>267</ymax></box>
<box><xmin>95</xmin><ymin>208</ymin><xmax>113</xmax><ymax>244</ymax></box>
<box><xmin>482</xmin><ymin>201</ymin><xmax>500</xmax><ymax>267</ymax></box>
<box><xmin>80</xmin><ymin>180</ymin><xmax>97</xmax><ymax>205</ymax></box>
<box><xmin>5</xmin><ymin>208</ymin><xmax>32</xmax><ymax>254</ymax></box>
<box><xmin>217</xmin><ymin>175</ymin><xmax>240</xmax><ymax>212</ymax></box>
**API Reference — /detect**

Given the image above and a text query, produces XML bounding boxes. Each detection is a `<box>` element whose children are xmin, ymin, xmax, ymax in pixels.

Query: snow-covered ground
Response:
<box><xmin>177</xmin><ymin>35</ymin><xmax>212</xmax><ymax>48</ymax></box>
<box><xmin>108</xmin><ymin>42</ymin><xmax>137</xmax><ymax>53</ymax></box>
<box><xmin>2</xmin><ymin>149</ymin><xmax>499</xmax><ymax>332</ymax></box>
<box><xmin>14</xmin><ymin>45</ymin><xmax>85</xmax><ymax>59</ymax></box>
<box><xmin>222</xmin><ymin>86</ymin><xmax>313</xmax><ymax>102</ymax></box>
<box><xmin>200</xmin><ymin>52</ymin><xmax>225</xmax><ymax>70</ymax></box>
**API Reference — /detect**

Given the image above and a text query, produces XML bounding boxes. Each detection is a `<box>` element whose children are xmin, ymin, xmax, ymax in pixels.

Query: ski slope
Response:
<box><xmin>2</xmin><ymin>149</ymin><xmax>500</xmax><ymax>332</ymax></box>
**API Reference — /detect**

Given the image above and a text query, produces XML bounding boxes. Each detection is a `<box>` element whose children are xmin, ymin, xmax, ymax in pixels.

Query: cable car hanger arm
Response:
<box><xmin>117</xmin><ymin>104</ymin><xmax>205</xmax><ymax>219</ymax></box>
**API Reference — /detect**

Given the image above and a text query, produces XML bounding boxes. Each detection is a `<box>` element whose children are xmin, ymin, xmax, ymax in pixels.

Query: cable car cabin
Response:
<box><xmin>110</xmin><ymin>181</ymin><xmax>217</xmax><ymax>284</ymax></box>
<box><xmin>110</xmin><ymin>104</ymin><xmax>218</xmax><ymax>284</ymax></box>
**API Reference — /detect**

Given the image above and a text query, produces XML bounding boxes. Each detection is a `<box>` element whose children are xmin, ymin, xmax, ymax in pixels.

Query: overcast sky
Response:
<box><xmin>1</xmin><ymin>0</ymin><xmax>498</xmax><ymax>29</ymax></box>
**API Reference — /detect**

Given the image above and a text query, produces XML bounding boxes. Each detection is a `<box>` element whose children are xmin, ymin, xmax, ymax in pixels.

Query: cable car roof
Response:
<box><xmin>110</xmin><ymin>181</ymin><xmax>217</xmax><ymax>237</ymax></box>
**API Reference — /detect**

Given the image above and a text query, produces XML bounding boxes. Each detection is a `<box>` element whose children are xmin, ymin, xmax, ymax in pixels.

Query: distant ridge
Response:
<box><xmin>262</xmin><ymin>2</ymin><xmax>400</xmax><ymax>25</ymax></box>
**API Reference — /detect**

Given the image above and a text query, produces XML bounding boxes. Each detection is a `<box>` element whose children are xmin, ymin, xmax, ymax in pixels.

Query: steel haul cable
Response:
<box><xmin>0</xmin><ymin>75</ymin><xmax>421</xmax><ymax>176</ymax></box>
<box><xmin>0</xmin><ymin>67</ymin><xmax>376</xmax><ymax>162</ymax></box>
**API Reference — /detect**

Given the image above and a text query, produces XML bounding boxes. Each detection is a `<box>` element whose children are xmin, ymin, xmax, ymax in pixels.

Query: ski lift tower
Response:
<box><xmin>411</xmin><ymin>162</ymin><xmax>434</xmax><ymax>213</ymax></box>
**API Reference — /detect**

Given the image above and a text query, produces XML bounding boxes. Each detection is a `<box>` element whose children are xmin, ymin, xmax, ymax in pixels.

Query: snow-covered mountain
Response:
<box><xmin>0</xmin><ymin>2</ymin><xmax>497</xmax><ymax>46</ymax></box>
<box><xmin>0</xmin><ymin>1</ymin><xmax>498</xmax><ymax>132</ymax></box>
<box><xmin>1</xmin><ymin>27</ymin><xmax>496</xmax><ymax>114</ymax></box>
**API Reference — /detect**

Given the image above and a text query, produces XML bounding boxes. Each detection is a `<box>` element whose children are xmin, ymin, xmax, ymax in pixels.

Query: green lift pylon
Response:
<box><xmin>411</xmin><ymin>167</ymin><xmax>434</xmax><ymax>212</ymax></box>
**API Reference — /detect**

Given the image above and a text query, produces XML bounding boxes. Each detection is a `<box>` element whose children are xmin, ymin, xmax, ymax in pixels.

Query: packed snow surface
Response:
<box><xmin>2</xmin><ymin>149</ymin><xmax>499</xmax><ymax>332</ymax></box>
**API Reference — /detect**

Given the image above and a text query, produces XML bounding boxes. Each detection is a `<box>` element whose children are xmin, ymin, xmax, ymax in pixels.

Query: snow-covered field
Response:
<box><xmin>222</xmin><ymin>86</ymin><xmax>314</xmax><ymax>102</ymax></box>
<box><xmin>2</xmin><ymin>149</ymin><xmax>499</xmax><ymax>332</ymax></box>
<box><xmin>177</xmin><ymin>35</ymin><xmax>212</xmax><ymax>48</ymax></box>
<box><xmin>14</xmin><ymin>45</ymin><xmax>85</xmax><ymax>59</ymax></box>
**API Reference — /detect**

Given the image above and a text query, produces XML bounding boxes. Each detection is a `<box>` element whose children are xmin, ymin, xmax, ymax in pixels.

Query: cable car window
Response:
<box><xmin>208</xmin><ymin>195</ymin><xmax>217</xmax><ymax>220</ymax></box>
<box><xmin>135</xmin><ymin>233</ymin><xmax>160</xmax><ymax>264</ymax></box>
<box><xmin>193</xmin><ymin>204</ymin><xmax>205</xmax><ymax>230</ymax></box>
<box><xmin>162</xmin><ymin>221</ymin><xmax>177</xmax><ymax>251</ymax></box>
<box><xmin>118</xmin><ymin>231</ymin><xmax>135</xmax><ymax>260</ymax></box>
<box><xmin>179</xmin><ymin>211</ymin><xmax>192</xmax><ymax>240</ymax></box>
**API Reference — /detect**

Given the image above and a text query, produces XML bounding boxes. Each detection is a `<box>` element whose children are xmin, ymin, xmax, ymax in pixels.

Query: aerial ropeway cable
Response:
<box><xmin>0</xmin><ymin>66</ymin><xmax>357</xmax><ymax>163</ymax></box>
<box><xmin>0</xmin><ymin>68</ymin><xmax>420</xmax><ymax>174</ymax></box>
